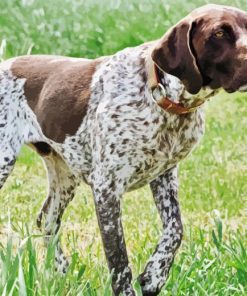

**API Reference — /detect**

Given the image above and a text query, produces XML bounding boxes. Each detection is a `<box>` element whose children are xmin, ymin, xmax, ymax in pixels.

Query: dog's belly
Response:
<box><xmin>51</xmin><ymin>139</ymin><xmax>92</xmax><ymax>178</ymax></box>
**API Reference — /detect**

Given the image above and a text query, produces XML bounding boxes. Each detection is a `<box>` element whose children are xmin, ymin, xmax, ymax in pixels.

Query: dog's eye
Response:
<box><xmin>214</xmin><ymin>30</ymin><xmax>225</xmax><ymax>38</ymax></box>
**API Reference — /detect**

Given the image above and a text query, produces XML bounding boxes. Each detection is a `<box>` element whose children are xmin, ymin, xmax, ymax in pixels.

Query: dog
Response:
<box><xmin>0</xmin><ymin>4</ymin><xmax>247</xmax><ymax>296</ymax></box>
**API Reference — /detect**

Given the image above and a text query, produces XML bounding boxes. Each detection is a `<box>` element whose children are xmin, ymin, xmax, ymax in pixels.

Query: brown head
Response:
<box><xmin>152</xmin><ymin>4</ymin><xmax>247</xmax><ymax>94</ymax></box>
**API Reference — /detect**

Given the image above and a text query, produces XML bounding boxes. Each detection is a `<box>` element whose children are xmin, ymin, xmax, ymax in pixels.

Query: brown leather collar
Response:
<box><xmin>152</xmin><ymin>64</ymin><xmax>204</xmax><ymax>115</ymax></box>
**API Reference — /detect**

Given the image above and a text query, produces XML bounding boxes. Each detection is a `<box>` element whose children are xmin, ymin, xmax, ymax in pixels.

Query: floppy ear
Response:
<box><xmin>151</xmin><ymin>19</ymin><xmax>202</xmax><ymax>94</ymax></box>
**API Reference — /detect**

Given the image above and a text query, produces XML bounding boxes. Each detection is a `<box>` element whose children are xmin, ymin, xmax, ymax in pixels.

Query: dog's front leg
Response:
<box><xmin>138</xmin><ymin>166</ymin><xmax>183</xmax><ymax>295</ymax></box>
<box><xmin>91</xmin><ymin>174</ymin><xmax>135</xmax><ymax>296</ymax></box>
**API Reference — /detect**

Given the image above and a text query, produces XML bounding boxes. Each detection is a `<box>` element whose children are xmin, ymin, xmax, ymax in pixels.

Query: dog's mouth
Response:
<box><xmin>202</xmin><ymin>74</ymin><xmax>223</xmax><ymax>92</ymax></box>
<box><xmin>202</xmin><ymin>75</ymin><xmax>213</xmax><ymax>87</ymax></box>
<box><xmin>224</xmin><ymin>87</ymin><xmax>236</xmax><ymax>93</ymax></box>
<box><xmin>224</xmin><ymin>83</ymin><xmax>247</xmax><ymax>93</ymax></box>
<box><xmin>204</xmin><ymin>75</ymin><xmax>247</xmax><ymax>94</ymax></box>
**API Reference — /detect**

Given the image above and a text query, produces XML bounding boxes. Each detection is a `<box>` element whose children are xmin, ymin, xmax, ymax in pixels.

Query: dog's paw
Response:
<box><xmin>55</xmin><ymin>252</ymin><xmax>69</xmax><ymax>274</ymax></box>
<box><xmin>123</xmin><ymin>283</ymin><xmax>136</xmax><ymax>296</ymax></box>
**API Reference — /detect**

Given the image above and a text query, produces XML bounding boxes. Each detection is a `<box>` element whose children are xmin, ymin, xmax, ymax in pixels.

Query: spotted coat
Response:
<box><xmin>0</xmin><ymin>44</ymin><xmax>209</xmax><ymax>295</ymax></box>
<box><xmin>1</xmin><ymin>4</ymin><xmax>247</xmax><ymax>295</ymax></box>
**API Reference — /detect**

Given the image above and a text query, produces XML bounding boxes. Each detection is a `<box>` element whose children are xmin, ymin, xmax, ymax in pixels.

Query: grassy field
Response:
<box><xmin>0</xmin><ymin>0</ymin><xmax>247</xmax><ymax>295</ymax></box>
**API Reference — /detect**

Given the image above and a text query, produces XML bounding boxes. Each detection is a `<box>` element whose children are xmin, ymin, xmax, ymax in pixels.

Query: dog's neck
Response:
<box><xmin>145</xmin><ymin>55</ymin><xmax>217</xmax><ymax>110</ymax></box>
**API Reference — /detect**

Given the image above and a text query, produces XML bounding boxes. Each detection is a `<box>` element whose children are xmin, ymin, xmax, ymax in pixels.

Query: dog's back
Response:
<box><xmin>0</xmin><ymin>56</ymin><xmax>104</xmax><ymax>143</ymax></box>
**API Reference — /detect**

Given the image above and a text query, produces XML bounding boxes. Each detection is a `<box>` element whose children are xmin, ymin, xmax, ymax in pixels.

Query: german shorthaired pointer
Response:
<box><xmin>0</xmin><ymin>4</ymin><xmax>247</xmax><ymax>295</ymax></box>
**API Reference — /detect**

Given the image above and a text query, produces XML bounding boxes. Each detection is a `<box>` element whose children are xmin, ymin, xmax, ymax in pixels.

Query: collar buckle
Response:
<box><xmin>151</xmin><ymin>83</ymin><xmax>167</xmax><ymax>104</ymax></box>
<box><xmin>151</xmin><ymin>64</ymin><xmax>204</xmax><ymax>115</ymax></box>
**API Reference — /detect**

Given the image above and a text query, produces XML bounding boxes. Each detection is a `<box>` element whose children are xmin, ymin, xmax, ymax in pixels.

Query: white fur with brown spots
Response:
<box><xmin>1</xmin><ymin>4</ymin><xmax>247</xmax><ymax>296</ymax></box>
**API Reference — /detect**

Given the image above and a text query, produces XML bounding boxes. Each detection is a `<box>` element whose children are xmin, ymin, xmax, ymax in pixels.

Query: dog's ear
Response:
<box><xmin>151</xmin><ymin>18</ymin><xmax>202</xmax><ymax>94</ymax></box>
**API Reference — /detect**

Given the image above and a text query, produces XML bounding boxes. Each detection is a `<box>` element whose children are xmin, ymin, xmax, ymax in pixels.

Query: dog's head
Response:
<box><xmin>152</xmin><ymin>4</ymin><xmax>247</xmax><ymax>94</ymax></box>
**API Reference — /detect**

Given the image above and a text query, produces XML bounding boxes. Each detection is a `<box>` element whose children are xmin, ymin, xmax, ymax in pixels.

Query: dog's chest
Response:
<box><xmin>124</xmin><ymin>110</ymin><xmax>205</xmax><ymax>190</ymax></box>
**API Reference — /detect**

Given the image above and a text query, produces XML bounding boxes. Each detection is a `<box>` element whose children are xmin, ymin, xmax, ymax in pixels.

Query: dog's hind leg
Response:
<box><xmin>138</xmin><ymin>166</ymin><xmax>183</xmax><ymax>296</ymax></box>
<box><xmin>36</xmin><ymin>146</ymin><xmax>78</xmax><ymax>273</ymax></box>
<box><xmin>0</xmin><ymin>72</ymin><xmax>25</xmax><ymax>189</ymax></box>
<box><xmin>0</xmin><ymin>144</ymin><xmax>17</xmax><ymax>189</ymax></box>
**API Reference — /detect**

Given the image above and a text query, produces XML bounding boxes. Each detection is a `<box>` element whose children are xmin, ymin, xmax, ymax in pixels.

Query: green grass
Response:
<box><xmin>0</xmin><ymin>0</ymin><xmax>247</xmax><ymax>295</ymax></box>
